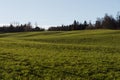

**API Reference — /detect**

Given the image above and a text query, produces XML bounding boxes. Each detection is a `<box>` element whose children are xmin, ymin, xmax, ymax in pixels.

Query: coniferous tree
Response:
<box><xmin>116</xmin><ymin>12</ymin><xmax>120</xmax><ymax>29</ymax></box>
<box><xmin>95</xmin><ymin>18</ymin><xmax>102</xmax><ymax>29</ymax></box>
<box><xmin>102</xmin><ymin>14</ymin><xmax>117</xmax><ymax>29</ymax></box>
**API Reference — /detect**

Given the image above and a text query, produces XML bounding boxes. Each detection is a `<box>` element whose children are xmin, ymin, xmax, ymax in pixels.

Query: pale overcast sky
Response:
<box><xmin>0</xmin><ymin>0</ymin><xmax>120</xmax><ymax>28</ymax></box>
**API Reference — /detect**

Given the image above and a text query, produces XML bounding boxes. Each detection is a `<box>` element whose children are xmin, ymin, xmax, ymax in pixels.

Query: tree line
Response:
<box><xmin>48</xmin><ymin>21</ymin><xmax>88</xmax><ymax>31</ymax></box>
<box><xmin>48</xmin><ymin>12</ymin><xmax>120</xmax><ymax>31</ymax></box>
<box><xmin>0</xmin><ymin>12</ymin><xmax>120</xmax><ymax>32</ymax></box>
<box><xmin>0</xmin><ymin>22</ymin><xmax>45</xmax><ymax>33</ymax></box>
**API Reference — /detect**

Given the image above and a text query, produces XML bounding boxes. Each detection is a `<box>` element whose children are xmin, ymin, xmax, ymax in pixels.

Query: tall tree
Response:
<box><xmin>116</xmin><ymin>12</ymin><xmax>120</xmax><ymax>29</ymax></box>
<box><xmin>72</xmin><ymin>20</ymin><xmax>79</xmax><ymax>30</ymax></box>
<box><xmin>95</xmin><ymin>18</ymin><xmax>102</xmax><ymax>29</ymax></box>
<box><xmin>102</xmin><ymin>14</ymin><xmax>117</xmax><ymax>29</ymax></box>
<box><xmin>24</xmin><ymin>22</ymin><xmax>32</xmax><ymax>31</ymax></box>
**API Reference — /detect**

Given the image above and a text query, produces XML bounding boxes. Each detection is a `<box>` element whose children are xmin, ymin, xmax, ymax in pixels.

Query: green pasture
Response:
<box><xmin>0</xmin><ymin>30</ymin><xmax>120</xmax><ymax>80</ymax></box>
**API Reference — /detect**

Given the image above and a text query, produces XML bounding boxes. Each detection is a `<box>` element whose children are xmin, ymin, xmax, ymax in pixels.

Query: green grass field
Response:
<box><xmin>0</xmin><ymin>30</ymin><xmax>120</xmax><ymax>80</ymax></box>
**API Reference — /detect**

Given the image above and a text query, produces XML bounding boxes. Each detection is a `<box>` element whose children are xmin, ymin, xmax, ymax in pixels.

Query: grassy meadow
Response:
<box><xmin>0</xmin><ymin>30</ymin><xmax>120</xmax><ymax>80</ymax></box>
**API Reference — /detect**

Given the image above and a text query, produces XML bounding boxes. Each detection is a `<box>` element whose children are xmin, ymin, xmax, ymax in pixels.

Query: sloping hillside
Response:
<box><xmin>0</xmin><ymin>30</ymin><xmax>120</xmax><ymax>80</ymax></box>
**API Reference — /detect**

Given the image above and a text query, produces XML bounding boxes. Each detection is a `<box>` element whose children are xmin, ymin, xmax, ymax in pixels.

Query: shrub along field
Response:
<box><xmin>0</xmin><ymin>30</ymin><xmax>120</xmax><ymax>80</ymax></box>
